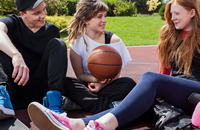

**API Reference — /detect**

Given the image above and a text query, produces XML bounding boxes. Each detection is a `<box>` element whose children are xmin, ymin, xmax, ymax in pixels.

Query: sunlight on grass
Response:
<box><xmin>105</xmin><ymin>16</ymin><xmax>166</xmax><ymax>46</ymax></box>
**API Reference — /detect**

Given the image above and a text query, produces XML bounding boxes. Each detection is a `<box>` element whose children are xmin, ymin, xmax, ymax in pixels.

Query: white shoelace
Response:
<box><xmin>84</xmin><ymin>120</ymin><xmax>97</xmax><ymax>130</ymax></box>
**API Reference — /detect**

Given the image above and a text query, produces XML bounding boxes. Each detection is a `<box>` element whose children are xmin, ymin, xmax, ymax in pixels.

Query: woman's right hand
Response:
<box><xmin>12</xmin><ymin>53</ymin><xmax>29</xmax><ymax>86</ymax></box>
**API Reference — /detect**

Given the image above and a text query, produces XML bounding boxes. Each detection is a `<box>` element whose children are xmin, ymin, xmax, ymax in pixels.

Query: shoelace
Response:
<box><xmin>0</xmin><ymin>86</ymin><xmax>7</xmax><ymax>100</ymax></box>
<box><xmin>51</xmin><ymin>110</ymin><xmax>67</xmax><ymax>117</ymax></box>
<box><xmin>84</xmin><ymin>121</ymin><xmax>96</xmax><ymax>130</ymax></box>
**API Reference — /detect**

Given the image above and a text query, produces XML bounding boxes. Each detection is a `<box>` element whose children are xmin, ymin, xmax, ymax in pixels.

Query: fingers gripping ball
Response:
<box><xmin>87</xmin><ymin>45</ymin><xmax>122</xmax><ymax>79</ymax></box>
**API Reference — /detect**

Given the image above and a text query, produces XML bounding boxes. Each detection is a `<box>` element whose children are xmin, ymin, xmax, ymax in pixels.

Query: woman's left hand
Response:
<box><xmin>88</xmin><ymin>78</ymin><xmax>114</xmax><ymax>93</ymax></box>
<box><xmin>88</xmin><ymin>82</ymin><xmax>105</xmax><ymax>93</ymax></box>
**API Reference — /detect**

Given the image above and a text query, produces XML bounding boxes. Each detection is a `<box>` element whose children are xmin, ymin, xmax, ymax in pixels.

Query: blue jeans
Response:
<box><xmin>82</xmin><ymin>72</ymin><xmax>200</xmax><ymax>127</ymax></box>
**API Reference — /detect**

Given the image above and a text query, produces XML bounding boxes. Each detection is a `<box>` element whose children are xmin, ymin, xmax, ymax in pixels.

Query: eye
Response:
<box><xmin>175</xmin><ymin>12</ymin><xmax>179</xmax><ymax>15</ymax></box>
<box><xmin>34</xmin><ymin>12</ymin><xmax>40</xmax><ymax>15</ymax></box>
<box><xmin>97</xmin><ymin>15</ymin><xmax>102</xmax><ymax>18</ymax></box>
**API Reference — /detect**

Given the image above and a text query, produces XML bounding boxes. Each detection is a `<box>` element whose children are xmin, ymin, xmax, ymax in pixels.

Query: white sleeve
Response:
<box><xmin>109</xmin><ymin>40</ymin><xmax>132</xmax><ymax>69</ymax></box>
<box><xmin>69</xmin><ymin>36</ymin><xmax>83</xmax><ymax>56</ymax></box>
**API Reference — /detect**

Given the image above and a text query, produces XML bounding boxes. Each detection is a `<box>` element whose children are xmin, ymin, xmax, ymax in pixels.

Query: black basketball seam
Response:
<box><xmin>88</xmin><ymin>68</ymin><xmax>118</xmax><ymax>78</ymax></box>
<box><xmin>88</xmin><ymin>63</ymin><xmax>122</xmax><ymax>66</ymax></box>
<box><xmin>88</xmin><ymin>51</ymin><xmax>121</xmax><ymax>59</ymax></box>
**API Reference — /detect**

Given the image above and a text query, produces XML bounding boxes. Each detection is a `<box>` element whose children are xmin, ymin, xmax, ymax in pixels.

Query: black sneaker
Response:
<box><xmin>62</xmin><ymin>98</ymin><xmax>81</xmax><ymax>111</ymax></box>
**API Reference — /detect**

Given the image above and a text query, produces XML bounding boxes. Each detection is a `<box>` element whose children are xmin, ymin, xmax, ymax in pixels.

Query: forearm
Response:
<box><xmin>77</xmin><ymin>73</ymin><xmax>96</xmax><ymax>83</ymax></box>
<box><xmin>0</xmin><ymin>30</ymin><xmax>21</xmax><ymax>58</ymax></box>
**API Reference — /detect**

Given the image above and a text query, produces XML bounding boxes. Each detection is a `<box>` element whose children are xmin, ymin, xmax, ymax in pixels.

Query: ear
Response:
<box><xmin>191</xmin><ymin>9</ymin><xmax>195</xmax><ymax>18</ymax></box>
<box><xmin>19</xmin><ymin>11</ymin><xmax>25</xmax><ymax>17</ymax></box>
<box><xmin>83</xmin><ymin>17</ymin><xmax>89</xmax><ymax>25</ymax></box>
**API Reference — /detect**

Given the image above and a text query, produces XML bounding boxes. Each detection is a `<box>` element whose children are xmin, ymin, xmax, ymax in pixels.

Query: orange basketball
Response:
<box><xmin>87</xmin><ymin>45</ymin><xmax>122</xmax><ymax>79</ymax></box>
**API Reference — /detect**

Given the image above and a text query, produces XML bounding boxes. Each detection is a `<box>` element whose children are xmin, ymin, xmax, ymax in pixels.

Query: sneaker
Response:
<box><xmin>42</xmin><ymin>91</ymin><xmax>63</xmax><ymax>114</ymax></box>
<box><xmin>0</xmin><ymin>85</ymin><xmax>15</xmax><ymax>120</ymax></box>
<box><xmin>62</xmin><ymin>97</ymin><xmax>81</xmax><ymax>111</ymax></box>
<box><xmin>109</xmin><ymin>101</ymin><xmax>121</xmax><ymax>108</ymax></box>
<box><xmin>192</xmin><ymin>102</ymin><xmax>200</xmax><ymax>127</ymax></box>
<box><xmin>43</xmin><ymin>96</ymin><xmax>48</xmax><ymax>107</ymax></box>
<box><xmin>84</xmin><ymin>120</ymin><xmax>110</xmax><ymax>130</ymax></box>
<box><xmin>28</xmin><ymin>102</ymin><xmax>72</xmax><ymax>130</ymax></box>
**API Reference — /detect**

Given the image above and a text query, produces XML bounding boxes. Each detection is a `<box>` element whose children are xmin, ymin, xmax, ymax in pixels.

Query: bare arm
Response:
<box><xmin>0</xmin><ymin>22</ymin><xmax>29</xmax><ymax>86</ymax></box>
<box><xmin>69</xmin><ymin>47</ymin><xmax>95</xmax><ymax>83</ymax></box>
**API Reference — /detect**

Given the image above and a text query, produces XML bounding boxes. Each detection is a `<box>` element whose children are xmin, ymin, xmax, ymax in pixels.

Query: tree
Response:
<box><xmin>146</xmin><ymin>0</ymin><xmax>161</xmax><ymax>11</ymax></box>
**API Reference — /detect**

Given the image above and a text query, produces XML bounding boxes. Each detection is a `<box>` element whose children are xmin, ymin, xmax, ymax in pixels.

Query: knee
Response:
<box><xmin>122</xmin><ymin>77</ymin><xmax>136</xmax><ymax>90</ymax></box>
<box><xmin>141</xmin><ymin>72</ymin><xmax>157</xmax><ymax>79</ymax></box>
<box><xmin>48</xmin><ymin>38</ymin><xmax>67</xmax><ymax>51</ymax></box>
<box><xmin>140</xmin><ymin>72</ymin><xmax>162</xmax><ymax>86</ymax></box>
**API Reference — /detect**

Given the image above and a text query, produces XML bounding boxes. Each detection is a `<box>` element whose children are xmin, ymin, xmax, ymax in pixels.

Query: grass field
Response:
<box><xmin>105</xmin><ymin>15</ymin><xmax>166</xmax><ymax>46</ymax></box>
<box><xmin>0</xmin><ymin>15</ymin><xmax>166</xmax><ymax>46</ymax></box>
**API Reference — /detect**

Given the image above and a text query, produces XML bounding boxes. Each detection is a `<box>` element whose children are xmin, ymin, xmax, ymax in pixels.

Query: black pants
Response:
<box><xmin>0</xmin><ymin>38</ymin><xmax>67</xmax><ymax>110</ymax></box>
<box><xmin>64</xmin><ymin>77</ymin><xmax>136</xmax><ymax>113</ymax></box>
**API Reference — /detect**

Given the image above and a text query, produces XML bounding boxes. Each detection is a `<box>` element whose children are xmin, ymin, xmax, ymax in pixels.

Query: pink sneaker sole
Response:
<box><xmin>28</xmin><ymin>102</ymin><xmax>71</xmax><ymax>130</ymax></box>
<box><xmin>192</xmin><ymin>102</ymin><xmax>200</xmax><ymax>127</ymax></box>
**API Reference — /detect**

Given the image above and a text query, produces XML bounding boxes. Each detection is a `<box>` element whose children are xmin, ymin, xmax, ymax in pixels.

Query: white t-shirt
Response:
<box><xmin>70</xmin><ymin>32</ymin><xmax>132</xmax><ymax>76</ymax></box>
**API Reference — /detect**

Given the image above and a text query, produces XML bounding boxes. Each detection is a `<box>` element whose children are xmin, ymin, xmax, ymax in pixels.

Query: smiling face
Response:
<box><xmin>85</xmin><ymin>11</ymin><xmax>107</xmax><ymax>33</ymax></box>
<box><xmin>20</xmin><ymin>2</ymin><xmax>47</xmax><ymax>30</ymax></box>
<box><xmin>170</xmin><ymin>1</ymin><xmax>195</xmax><ymax>31</ymax></box>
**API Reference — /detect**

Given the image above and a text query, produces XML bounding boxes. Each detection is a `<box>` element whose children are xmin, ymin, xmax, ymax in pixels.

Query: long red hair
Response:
<box><xmin>157</xmin><ymin>0</ymin><xmax>200</xmax><ymax>75</ymax></box>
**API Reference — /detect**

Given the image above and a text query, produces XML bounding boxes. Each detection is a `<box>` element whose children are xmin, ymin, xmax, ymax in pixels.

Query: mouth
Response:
<box><xmin>174</xmin><ymin>22</ymin><xmax>179</xmax><ymax>26</ymax></box>
<box><xmin>39</xmin><ymin>19</ymin><xmax>45</xmax><ymax>23</ymax></box>
<box><xmin>100</xmin><ymin>25</ymin><xmax>106</xmax><ymax>28</ymax></box>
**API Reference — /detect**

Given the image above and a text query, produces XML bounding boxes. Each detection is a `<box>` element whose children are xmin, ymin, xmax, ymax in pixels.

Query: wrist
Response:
<box><xmin>94</xmin><ymin>78</ymin><xmax>97</xmax><ymax>83</ymax></box>
<box><xmin>11</xmin><ymin>52</ymin><xmax>22</xmax><ymax>58</ymax></box>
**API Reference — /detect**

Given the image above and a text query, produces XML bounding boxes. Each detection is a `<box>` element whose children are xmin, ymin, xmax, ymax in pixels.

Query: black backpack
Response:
<box><xmin>153</xmin><ymin>98</ymin><xmax>196</xmax><ymax>130</ymax></box>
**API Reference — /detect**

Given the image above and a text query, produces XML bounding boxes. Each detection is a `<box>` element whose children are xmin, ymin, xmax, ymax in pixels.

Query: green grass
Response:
<box><xmin>105</xmin><ymin>15</ymin><xmax>166</xmax><ymax>46</ymax></box>
<box><xmin>0</xmin><ymin>15</ymin><xmax>166</xmax><ymax>46</ymax></box>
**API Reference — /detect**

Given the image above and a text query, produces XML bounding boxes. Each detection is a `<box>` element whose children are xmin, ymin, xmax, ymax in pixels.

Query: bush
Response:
<box><xmin>113</xmin><ymin>1</ymin><xmax>137</xmax><ymax>16</ymax></box>
<box><xmin>65</xmin><ymin>0</ymin><xmax>138</xmax><ymax>17</ymax></box>
<box><xmin>44</xmin><ymin>0</ymin><xmax>69</xmax><ymax>16</ymax></box>
<box><xmin>159</xmin><ymin>4</ymin><xmax>166</xmax><ymax>20</ymax></box>
<box><xmin>123</xmin><ymin>0</ymin><xmax>163</xmax><ymax>14</ymax></box>
<box><xmin>45</xmin><ymin>15</ymin><xmax>72</xmax><ymax>32</ymax></box>
<box><xmin>0</xmin><ymin>0</ymin><xmax>18</xmax><ymax>15</ymax></box>
<box><xmin>102</xmin><ymin>0</ymin><xmax>119</xmax><ymax>16</ymax></box>
<box><xmin>67</xmin><ymin>0</ymin><xmax>79</xmax><ymax>16</ymax></box>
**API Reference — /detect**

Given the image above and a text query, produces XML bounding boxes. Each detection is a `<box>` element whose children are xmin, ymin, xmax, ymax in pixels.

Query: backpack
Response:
<box><xmin>153</xmin><ymin>98</ymin><xmax>196</xmax><ymax>130</ymax></box>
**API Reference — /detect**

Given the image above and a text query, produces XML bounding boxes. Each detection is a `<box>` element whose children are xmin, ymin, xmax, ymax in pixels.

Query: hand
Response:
<box><xmin>88</xmin><ymin>83</ymin><xmax>104</xmax><ymax>93</ymax></box>
<box><xmin>30</xmin><ymin>122</ymin><xmax>40</xmax><ymax>130</ymax></box>
<box><xmin>96</xmin><ymin>78</ymin><xmax>114</xmax><ymax>84</ymax></box>
<box><xmin>12</xmin><ymin>53</ymin><xmax>29</xmax><ymax>86</ymax></box>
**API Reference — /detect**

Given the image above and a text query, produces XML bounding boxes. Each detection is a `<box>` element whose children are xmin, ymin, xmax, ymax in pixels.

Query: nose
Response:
<box><xmin>41</xmin><ymin>10</ymin><xmax>46</xmax><ymax>18</ymax></box>
<box><xmin>171</xmin><ymin>14</ymin><xmax>175</xmax><ymax>21</ymax></box>
<box><xmin>102</xmin><ymin>17</ymin><xmax>107</xmax><ymax>23</ymax></box>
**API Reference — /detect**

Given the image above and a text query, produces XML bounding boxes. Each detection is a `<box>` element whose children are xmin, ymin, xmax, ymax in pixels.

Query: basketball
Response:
<box><xmin>87</xmin><ymin>45</ymin><xmax>122</xmax><ymax>79</ymax></box>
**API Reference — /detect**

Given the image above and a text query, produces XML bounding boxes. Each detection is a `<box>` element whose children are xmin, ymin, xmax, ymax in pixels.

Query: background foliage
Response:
<box><xmin>0</xmin><ymin>0</ymin><xmax>18</xmax><ymax>15</ymax></box>
<box><xmin>159</xmin><ymin>4</ymin><xmax>166</xmax><ymax>20</ymax></box>
<box><xmin>0</xmin><ymin>0</ymin><xmax>164</xmax><ymax>17</ymax></box>
<box><xmin>44</xmin><ymin>0</ymin><xmax>69</xmax><ymax>16</ymax></box>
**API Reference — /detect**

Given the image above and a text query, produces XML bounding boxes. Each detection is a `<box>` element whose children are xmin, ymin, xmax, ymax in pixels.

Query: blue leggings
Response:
<box><xmin>82</xmin><ymin>72</ymin><xmax>200</xmax><ymax>127</ymax></box>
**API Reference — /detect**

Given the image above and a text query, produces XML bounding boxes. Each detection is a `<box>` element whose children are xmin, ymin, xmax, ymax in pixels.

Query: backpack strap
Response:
<box><xmin>105</xmin><ymin>31</ymin><xmax>113</xmax><ymax>44</ymax></box>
